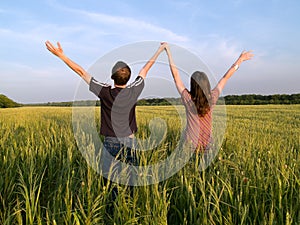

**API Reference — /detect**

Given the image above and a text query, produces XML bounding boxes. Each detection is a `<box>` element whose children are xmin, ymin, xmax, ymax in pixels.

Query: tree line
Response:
<box><xmin>1</xmin><ymin>93</ymin><xmax>299</xmax><ymax>108</ymax></box>
<box><xmin>138</xmin><ymin>94</ymin><xmax>300</xmax><ymax>105</ymax></box>
<box><xmin>38</xmin><ymin>93</ymin><xmax>300</xmax><ymax>106</ymax></box>
<box><xmin>223</xmin><ymin>93</ymin><xmax>300</xmax><ymax>105</ymax></box>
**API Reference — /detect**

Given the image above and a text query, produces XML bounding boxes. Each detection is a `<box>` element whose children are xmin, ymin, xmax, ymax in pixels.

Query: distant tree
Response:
<box><xmin>0</xmin><ymin>94</ymin><xmax>21</xmax><ymax>108</ymax></box>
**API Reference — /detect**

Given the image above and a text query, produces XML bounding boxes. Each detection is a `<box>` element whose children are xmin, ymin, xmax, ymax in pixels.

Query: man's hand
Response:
<box><xmin>45</xmin><ymin>41</ymin><xmax>64</xmax><ymax>58</ymax></box>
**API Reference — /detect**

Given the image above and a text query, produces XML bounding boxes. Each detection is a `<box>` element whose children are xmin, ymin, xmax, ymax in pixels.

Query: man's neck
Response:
<box><xmin>114</xmin><ymin>84</ymin><xmax>126</xmax><ymax>88</ymax></box>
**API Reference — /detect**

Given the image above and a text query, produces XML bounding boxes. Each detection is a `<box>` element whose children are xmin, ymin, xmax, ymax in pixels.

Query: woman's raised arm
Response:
<box><xmin>215</xmin><ymin>50</ymin><xmax>254</xmax><ymax>93</ymax></box>
<box><xmin>165</xmin><ymin>44</ymin><xmax>186</xmax><ymax>94</ymax></box>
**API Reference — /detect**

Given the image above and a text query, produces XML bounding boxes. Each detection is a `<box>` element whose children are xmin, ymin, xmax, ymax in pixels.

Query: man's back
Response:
<box><xmin>89</xmin><ymin>76</ymin><xmax>144</xmax><ymax>138</ymax></box>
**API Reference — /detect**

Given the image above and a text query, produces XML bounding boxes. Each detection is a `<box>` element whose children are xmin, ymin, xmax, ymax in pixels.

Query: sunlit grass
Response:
<box><xmin>0</xmin><ymin>105</ymin><xmax>299</xmax><ymax>224</ymax></box>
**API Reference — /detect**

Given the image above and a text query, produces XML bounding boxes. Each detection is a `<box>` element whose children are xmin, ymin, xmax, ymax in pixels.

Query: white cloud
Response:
<box><xmin>1</xmin><ymin>2</ymin><xmax>190</xmax><ymax>61</ymax></box>
<box><xmin>48</xmin><ymin>1</ymin><xmax>189</xmax><ymax>43</ymax></box>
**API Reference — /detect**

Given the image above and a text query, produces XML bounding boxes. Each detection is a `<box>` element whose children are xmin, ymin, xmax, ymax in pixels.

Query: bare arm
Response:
<box><xmin>45</xmin><ymin>41</ymin><xmax>92</xmax><ymax>85</ymax></box>
<box><xmin>139</xmin><ymin>43</ymin><xmax>167</xmax><ymax>79</ymax></box>
<box><xmin>164</xmin><ymin>44</ymin><xmax>186</xmax><ymax>94</ymax></box>
<box><xmin>216</xmin><ymin>50</ymin><xmax>254</xmax><ymax>93</ymax></box>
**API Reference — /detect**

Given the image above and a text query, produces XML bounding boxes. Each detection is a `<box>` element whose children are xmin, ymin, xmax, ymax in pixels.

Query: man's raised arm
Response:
<box><xmin>45</xmin><ymin>41</ymin><xmax>92</xmax><ymax>84</ymax></box>
<box><xmin>138</xmin><ymin>42</ymin><xmax>167</xmax><ymax>79</ymax></box>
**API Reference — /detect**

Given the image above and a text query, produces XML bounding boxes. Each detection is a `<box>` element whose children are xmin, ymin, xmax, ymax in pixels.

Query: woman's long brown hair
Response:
<box><xmin>190</xmin><ymin>71</ymin><xmax>212</xmax><ymax>117</ymax></box>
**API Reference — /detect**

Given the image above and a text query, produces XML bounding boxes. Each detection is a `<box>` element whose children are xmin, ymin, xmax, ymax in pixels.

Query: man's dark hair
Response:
<box><xmin>111</xmin><ymin>61</ymin><xmax>131</xmax><ymax>85</ymax></box>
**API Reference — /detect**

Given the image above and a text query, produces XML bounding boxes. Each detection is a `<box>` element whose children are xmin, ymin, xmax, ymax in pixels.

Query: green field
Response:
<box><xmin>0</xmin><ymin>105</ymin><xmax>299</xmax><ymax>225</ymax></box>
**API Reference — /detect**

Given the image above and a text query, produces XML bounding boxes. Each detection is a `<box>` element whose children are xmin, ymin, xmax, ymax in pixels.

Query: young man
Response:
<box><xmin>45</xmin><ymin>40</ymin><xmax>166</xmax><ymax>168</ymax></box>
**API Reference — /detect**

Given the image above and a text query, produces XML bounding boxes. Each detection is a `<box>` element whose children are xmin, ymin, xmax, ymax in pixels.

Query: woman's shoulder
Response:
<box><xmin>181</xmin><ymin>88</ymin><xmax>190</xmax><ymax>96</ymax></box>
<box><xmin>181</xmin><ymin>88</ymin><xmax>195</xmax><ymax>108</ymax></box>
<box><xmin>181</xmin><ymin>88</ymin><xmax>192</xmax><ymax>100</ymax></box>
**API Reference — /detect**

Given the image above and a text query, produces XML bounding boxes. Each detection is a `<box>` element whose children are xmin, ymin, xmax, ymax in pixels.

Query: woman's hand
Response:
<box><xmin>237</xmin><ymin>50</ymin><xmax>254</xmax><ymax>64</ymax></box>
<box><xmin>45</xmin><ymin>41</ymin><xmax>64</xmax><ymax>58</ymax></box>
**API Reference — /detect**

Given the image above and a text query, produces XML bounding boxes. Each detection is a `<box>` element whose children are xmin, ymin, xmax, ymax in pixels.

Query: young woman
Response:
<box><xmin>164</xmin><ymin>44</ymin><xmax>254</xmax><ymax>152</ymax></box>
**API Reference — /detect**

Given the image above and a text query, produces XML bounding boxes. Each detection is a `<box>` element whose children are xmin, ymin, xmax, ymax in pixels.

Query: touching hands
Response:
<box><xmin>45</xmin><ymin>41</ymin><xmax>64</xmax><ymax>58</ymax></box>
<box><xmin>161</xmin><ymin>42</ymin><xmax>169</xmax><ymax>50</ymax></box>
<box><xmin>158</xmin><ymin>42</ymin><xmax>168</xmax><ymax>52</ymax></box>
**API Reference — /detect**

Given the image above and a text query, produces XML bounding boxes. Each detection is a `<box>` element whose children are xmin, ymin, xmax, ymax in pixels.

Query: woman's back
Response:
<box><xmin>181</xmin><ymin>87</ymin><xmax>220</xmax><ymax>149</ymax></box>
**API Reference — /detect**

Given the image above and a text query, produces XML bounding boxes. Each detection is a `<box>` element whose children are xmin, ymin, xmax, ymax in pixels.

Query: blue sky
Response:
<box><xmin>1</xmin><ymin>0</ymin><xmax>299</xmax><ymax>103</ymax></box>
